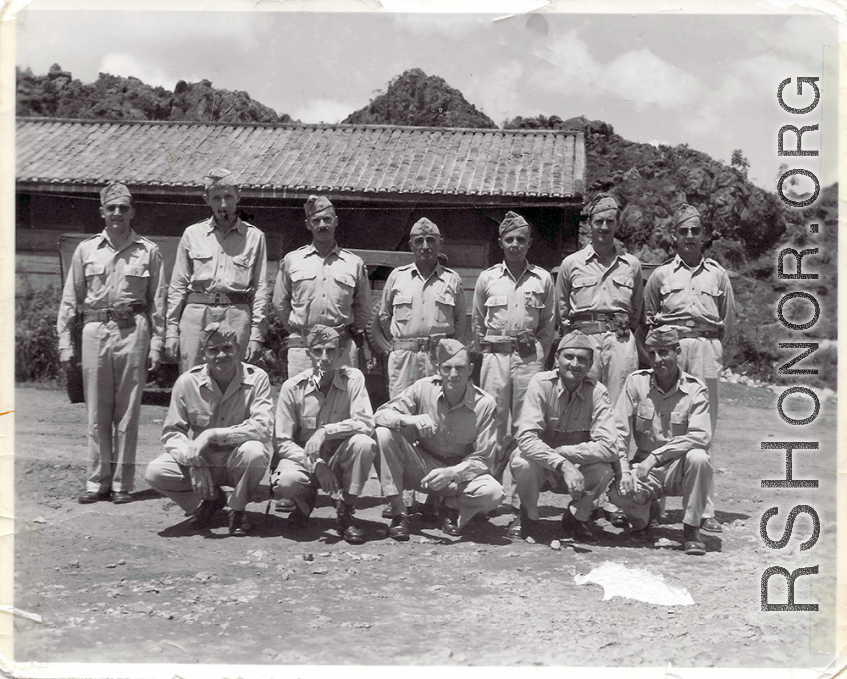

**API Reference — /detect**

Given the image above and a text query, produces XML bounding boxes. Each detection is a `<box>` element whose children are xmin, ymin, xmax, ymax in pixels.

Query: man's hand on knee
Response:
<box><xmin>314</xmin><ymin>459</ymin><xmax>340</xmax><ymax>495</ymax></box>
<box><xmin>189</xmin><ymin>464</ymin><xmax>216</xmax><ymax>500</ymax></box>
<box><xmin>559</xmin><ymin>460</ymin><xmax>585</xmax><ymax>500</ymax></box>
<box><xmin>421</xmin><ymin>467</ymin><xmax>457</xmax><ymax>492</ymax></box>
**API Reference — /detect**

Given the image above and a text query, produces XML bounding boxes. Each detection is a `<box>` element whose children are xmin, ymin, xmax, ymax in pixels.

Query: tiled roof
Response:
<box><xmin>16</xmin><ymin>119</ymin><xmax>584</xmax><ymax>204</ymax></box>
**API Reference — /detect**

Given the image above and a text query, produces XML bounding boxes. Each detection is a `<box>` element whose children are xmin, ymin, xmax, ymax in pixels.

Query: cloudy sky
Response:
<box><xmin>13</xmin><ymin>3</ymin><xmax>839</xmax><ymax>190</ymax></box>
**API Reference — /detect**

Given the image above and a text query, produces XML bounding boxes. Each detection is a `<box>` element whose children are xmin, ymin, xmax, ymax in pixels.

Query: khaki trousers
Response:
<box><xmin>178</xmin><ymin>302</ymin><xmax>251</xmax><ymax>373</ymax></box>
<box><xmin>510</xmin><ymin>453</ymin><xmax>613</xmax><ymax>522</ymax></box>
<box><xmin>82</xmin><ymin>316</ymin><xmax>150</xmax><ymax>494</ymax></box>
<box><xmin>145</xmin><ymin>440</ymin><xmax>270</xmax><ymax>514</ymax></box>
<box><xmin>374</xmin><ymin>427</ymin><xmax>504</xmax><ymax>528</ymax></box>
<box><xmin>581</xmin><ymin>329</ymin><xmax>639</xmax><ymax>407</ymax></box>
<box><xmin>607</xmin><ymin>448</ymin><xmax>714</xmax><ymax>529</ymax></box>
<box><xmin>388</xmin><ymin>349</ymin><xmax>436</xmax><ymax>399</ymax></box>
<box><xmin>271</xmin><ymin>434</ymin><xmax>377</xmax><ymax>514</ymax></box>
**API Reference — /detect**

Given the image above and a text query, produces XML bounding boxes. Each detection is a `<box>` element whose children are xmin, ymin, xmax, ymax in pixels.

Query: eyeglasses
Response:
<box><xmin>676</xmin><ymin>226</ymin><xmax>702</xmax><ymax>236</ymax></box>
<box><xmin>104</xmin><ymin>204</ymin><xmax>131</xmax><ymax>214</ymax></box>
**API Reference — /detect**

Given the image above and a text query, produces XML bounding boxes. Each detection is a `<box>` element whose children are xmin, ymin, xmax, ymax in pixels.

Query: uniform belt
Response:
<box><xmin>662</xmin><ymin>322</ymin><xmax>721</xmax><ymax>340</ymax></box>
<box><xmin>481</xmin><ymin>339</ymin><xmax>515</xmax><ymax>354</ymax></box>
<box><xmin>571</xmin><ymin>312</ymin><xmax>624</xmax><ymax>323</ymax></box>
<box><xmin>83</xmin><ymin>304</ymin><xmax>146</xmax><ymax>324</ymax></box>
<box><xmin>186</xmin><ymin>291</ymin><xmax>252</xmax><ymax>306</ymax></box>
<box><xmin>572</xmin><ymin>320</ymin><xmax>614</xmax><ymax>335</ymax></box>
<box><xmin>392</xmin><ymin>337</ymin><xmax>435</xmax><ymax>352</ymax></box>
<box><xmin>286</xmin><ymin>326</ymin><xmax>351</xmax><ymax>349</ymax></box>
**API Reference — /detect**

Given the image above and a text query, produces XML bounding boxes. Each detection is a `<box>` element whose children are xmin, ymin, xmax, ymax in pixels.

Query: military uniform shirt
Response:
<box><xmin>274</xmin><ymin>366</ymin><xmax>375</xmax><ymax>466</ymax></box>
<box><xmin>615</xmin><ymin>368</ymin><xmax>712</xmax><ymax>466</ymax></box>
<box><xmin>273</xmin><ymin>244</ymin><xmax>370</xmax><ymax>335</ymax></box>
<box><xmin>374</xmin><ymin>376</ymin><xmax>498</xmax><ymax>483</ymax></box>
<box><xmin>643</xmin><ymin>255</ymin><xmax>735</xmax><ymax>334</ymax></box>
<box><xmin>57</xmin><ymin>229</ymin><xmax>166</xmax><ymax>353</ymax></box>
<box><xmin>472</xmin><ymin>262</ymin><xmax>555</xmax><ymax>355</ymax></box>
<box><xmin>515</xmin><ymin>371</ymin><xmax>619</xmax><ymax>470</ymax></box>
<box><xmin>161</xmin><ymin>362</ymin><xmax>274</xmax><ymax>466</ymax></box>
<box><xmin>556</xmin><ymin>243</ymin><xmax>643</xmax><ymax>328</ymax></box>
<box><xmin>166</xmin><ymin>217</ymin><xmax>269</xmax><ymax>344</ymax></box>
<box><xmin>379</xmin><ymin>263</ymin><xmax>466</xmax><ymax>339</ymax></box>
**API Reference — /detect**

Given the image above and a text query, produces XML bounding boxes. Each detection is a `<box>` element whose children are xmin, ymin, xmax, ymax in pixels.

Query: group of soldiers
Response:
<box><xmin>57</xmin><ymin>168</ymin><xmax>735</xmax><ymax>555</ymax></box>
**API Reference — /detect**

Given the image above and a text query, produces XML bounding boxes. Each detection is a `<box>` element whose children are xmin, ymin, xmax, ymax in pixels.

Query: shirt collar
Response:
<box><xmin>198</xmin><ymin>361</ymin><xmax>248</xmax><ymax>398</ymax></box>
<box><xmin>305</xmin><ymin>243</ymin><xmax>342</xmax><ymax>259</ymax></box>
<box><xmin>436</xmin><ymin>378</ymin><xmax>475</xmax><ymax>411</ymax></box>
<box><xmin>304</xmin><ymin>368</ymin><xmax>348</xmax><ymax>395</ymax></box>
<box><xmin>206</xmin><ymin>217</ymin><xmax>246</xmax><ymax>236</ymax></box>
<box><xmin>497</xmin><ymin>260</ymin><xmax>534</xmax><ymax>281</ymax></box>
<box><xmin>411</xmin><ymin>263</ymin><xmax>443</xmax><ymax>281</ymax></box>
<box><xmin>672</xmin><ymin>253</ymin><xmax>706</xmax><ymax>272</ymax></box>
<box><xmin>555</xmin><ymin>375</ymin><xmax>590</xmax><ymax>401</ymax></box>
<box><xmin>96</xmin><ymin>228</ymin><xmax>140</xmax><ymax>253</ymax></box>
<box><xmin>585</xmin><ymin>242</ymin><xmax>626</xmax><ymax>263</ymax></box>
<box><xmin>650</xmin><ymin>369</ymin><xmax>687</xmax><ymax>396</ymax></box>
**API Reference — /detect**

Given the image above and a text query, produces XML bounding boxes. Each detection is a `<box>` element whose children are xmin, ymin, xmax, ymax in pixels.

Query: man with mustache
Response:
<box><xmin>165</xmin><ymin>168</ymin><xmax>269</xmax><ymax>373</ymax></box>
<box><xmin>270</xmin><ymin>325</ymin><xmax>377</xmax><ymax>545</ymax></box>
<box><xmin>374</xmin><ymin>339</ymin><xmax>503</xmax><ymax>541</ymax></box>
<box><xmin>508</xmin><ymin>331</ymin><xmax>619</xmax><ymax>543</ymax></box>
<box><xmin>606</xmin><ymin>326</ymin><xmax>714</xmax><ymax>556</ymax></box>
<box><xmin>58</xmin><ymin>182</ymin><xmax>166</xmax><ymax>505</ymax></box>
<box><xmin>643</xmin><ymin>204</ymin><xmax>735</xmax><ymax>534</ymax></box>
<box><xmin>146</xmin><ymin>322</ymin><xmax>274</xmax><ymax>537</ymax></box>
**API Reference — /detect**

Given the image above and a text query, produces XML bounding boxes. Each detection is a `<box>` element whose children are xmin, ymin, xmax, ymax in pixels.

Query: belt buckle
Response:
<box><xmin>685</xmin><ymin>320</ymin><xmax>695</xmax><ymax>328</ymax></box>
<box><xmin>212</xmin><ymin>291</ymin><xmax>224</xmax><ymax>306</ymax></box>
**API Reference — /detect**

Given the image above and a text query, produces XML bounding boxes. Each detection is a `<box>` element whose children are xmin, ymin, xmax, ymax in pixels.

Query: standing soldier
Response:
<box><xmin>272</xmin><ymin>195</ymin><xmax>370</xmax><ymax>380</ymax></box>
<box><xmin>379</xmin><ymin>217</ymin><xmax>466</xmax><ymax>398</ymax></box>
<box><xmin>643</xmin><ymin>204</ymin><xmax>735</xmax><ymax>534</ymax></box>
<box><xmin>165</xmin><ymin>168</ymin><xmax>268</xmax><ymax>373</ymax></box>
<box><xmin>58</xmin><ymin>182</ymin><xmax>166</xmax><ymax>504</ymax></box>
<box><xmin>472</xmin><ymin>211</ymin><xmax>555</xmax><ymax>485</ymax></box>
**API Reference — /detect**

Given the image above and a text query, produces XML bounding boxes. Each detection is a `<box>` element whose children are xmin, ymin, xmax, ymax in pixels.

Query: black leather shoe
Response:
<box><xmin>683</xmin><ymin>523</ymin><xmax>706</xmax><ymax>555</ymax></box>
<box><xmin>388</xmin><ymin>513</ymin><xmax>410</xmax><ymax>541</ymax></box>
<box><xmin>337</xmin><ymin>503</ymin><xmax>365</xmax><ymax>545</ymax></box>
<box><xmin>229</xmin><ymin>510</ymin><xmax>250</xmax><ymax>537</ymax></box>
<box><xmin>287</xmin><ymin>506</ymin><xmax>311</xmax><ymax>528</ymax></box>
<box><xmin>192</xmin><ymin>491</ymin><xmax>226</xmax><ymax>529</ymax></box>
<box><xmin>111</xmin><ymin>491</ymin><xmax>133</xmax><ymax>504</ymax></box>
<box><xmin>700</xmin><ymin>517</ymin><xmax>723</xmax><ymax>533</ymax></box>
<box><xmin>275</xmin><ymin>498</ymin><xmax>296</xmax><ymax>513</ymax></box>
<box><xmin>78</xmin><ymin>490</ymin><xmax>111</xmax><ymax>504</ymax></box>
<box><xmin>562</xmin><ymin>510</ymin><xmax>597</xmax><ymax>543</ymax></box>
<box><xmin>507</xmin><ymin>509</ymin><xmax>538</xmax><ymax>540</ymax></box>
<box><xmin>419</xmin><ymin>499</ymin><xmax>441</xmax><ymax>525</ymax></box>
<box><xmin>441</xmin><ymin>507</ymin><xmax>461</xmax><ymax>536</ymax></box>
<box><xmin>381</xmin><ymin>504</ymin><xmax>394</xmax><ymax>519</ymax></box>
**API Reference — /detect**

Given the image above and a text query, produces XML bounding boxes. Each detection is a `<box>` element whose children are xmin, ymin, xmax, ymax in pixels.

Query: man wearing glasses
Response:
<box><xmin>643</xmin><ymin>203</ymin><xmax>735</xmax><ymax>534</ymax></box>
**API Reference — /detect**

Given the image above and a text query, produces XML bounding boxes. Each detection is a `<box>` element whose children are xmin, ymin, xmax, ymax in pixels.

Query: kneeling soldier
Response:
<box><xmin>271</xmin><ymin>325</ymin><xmax>377</xmax><ymax>545</ymax></box>
<box><xmin>509</xmin><ymin>331</ymin><xmax>618</xmax><ymax>542</ymax></box>
<box><xmin>374</xmin><ymin>339</ymin><xmax>503</xmax><ymax>541</ymax></box>
<box><xmin>607</xmin><ymin>326</ymin><xmax>714</xmax><ymax>556</ymax></box>
<box><xmin>146</xmin><ymin>322</ymin><xmax>273</xmax><ymax>536</ymax></box>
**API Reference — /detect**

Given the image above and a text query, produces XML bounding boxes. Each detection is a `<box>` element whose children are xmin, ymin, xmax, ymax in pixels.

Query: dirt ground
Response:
<box><xmin>10</xmin><ymin>381</ymin><xmax>837</xmax><ymax>669</ymax></box>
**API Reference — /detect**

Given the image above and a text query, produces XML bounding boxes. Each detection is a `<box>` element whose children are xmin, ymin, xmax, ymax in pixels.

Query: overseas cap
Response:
<box><xmin>585</xmin><ymin>193</ymin><xmax>619</xmax><ymax>217</ymax></box>
<box><xmin>100</xmin><ymin>182</ymin><xmax>132</xmax><ymax>205</ymax></box>
<box><xmin>557</xmin><ymin>330</ymin><xmax>594</xmax><ymax>354</ymax></box>
<box><xmin>306</xmin><ymin>324</ymin><xmax>341</xmax><ymax>347</ymax></box>
<box><xmin>305</xmin><ymin>195</ymin><xmax>334</xmax><ymax>218</ymax></box>
<box><xmin>499</xmin><ymin>211</ymin><xmax>530</xmax><ymax>237</ymax></box>
<box><xmin>203</xmin><ymin>168</ymin><xmax>237</xmax><ymax>191</ymax></box>
<box><xmin>673</xmin><ymin>203</ymin><xmax>701</xmax><ymax>229</ymax></box>
<box><xmin>645</xmin><ymin>326</ymin><xmax>680</xmax><ymax>348</ymax></box>
<box><xmin>410</xmin><ymin>217</ymin><xmax>441</xmax><ymax>237</ymax></box>
<box><xmin>435</xmin><ymin>338</ymin><xmax>467</xmax><ymax>364</ymax></box>
<box><xmin>202</xmin><ymin>321</ymin><xmax>239</xmax><ymax>347</ymax></box>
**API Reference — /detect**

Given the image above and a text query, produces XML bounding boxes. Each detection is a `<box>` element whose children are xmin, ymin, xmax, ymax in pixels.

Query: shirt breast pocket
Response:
<box><xmin>188</xmin><ymin>409</ymin><xmax>211</xmax><ymax>430</ymax></box>
<box><xmin>392</xmin><ymin>294</ymin><xmax>414</xmax><ymax>324</ymax></box>
<box><xmin>83</xmin><ymin>260</ymin><xmax>108</xmax><ymax>295</ymax></box>
<box><xmin>571</xmin><ymin>276</ymin><xmax>598</xmax><ymax>309</ymax></box>
<box><xmin>695</xmin><ymin>283</ymin><xmax>724</xmax><ymax>315</ymax></box>
<box><xmin>290</xmin><ymin>268</ymin><xmax>317</xmax><ymax>305</ymax></box>
<box><xmin>635</xmin><ymin>402</ymin><xmax>655</xmax><ymax>435</ymax></box>
<box><xmin>332</xmin><ymin>271</ymin><xmax>357</xmax><ymax>303</ymax></box>
<box><xmin>123</xmin><ymin>264</ymin><xmax>149</xmax><ymax>299</ymax></box>
<box><xmin>610</xmin><ymin>274</ymin><xmax>634</xmax><ymax>306</ymax></box>
<box><xmin>669</xmin><ymin>410</ymin><xmax>688</xmax><ymax>436</ymax></box>
<box><xmin>484</xmin><ymin>295</ymin><xmax>509</xmax><ymax>331</ymax></box>
<box><xmin>190</xmin><ymin>248</ymin><xmax>215</xmax><ymax>282</ymax></box>
<box><xmin>229</xmin><ymin>253</ymin><xmax>253</xmax><ymax>289</ymax></box>
<box><xmin>659</xmin><ymin>282</ymin><xmax>687</xmax><ymax>310</ymax></box>
<box><xmin>434</xmin><ymin>292</ymin><xmax>455</xmax><ymax>325</ymax></box>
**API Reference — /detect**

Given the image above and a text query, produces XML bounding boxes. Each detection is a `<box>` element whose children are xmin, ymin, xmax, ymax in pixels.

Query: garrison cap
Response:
<box><xmin>306</xmin><ymin>324</ymin><xmax>341</xmax><ymax>348</ymax></box>
<box><xmin>100</xmin><ymin>182</ymin><xmax>132</xmax><ymax>205</ymax></box>
<box><xmin>645</xmin><ymin>326</ymin><xmax>680</xmax><ymax>348</ymax></box>
<box><xmin>203</xmin><ymin>168</ymin><xmax>237</xmax><ymax>191</ymax></box>
<box><xmin>202</xmin><ymin>321</ymin><xmax>239</xmax><ymax>347</ymax></box>
<box><xmin>305</xmin><ymin>195</ymin><xmax>334</xmax><ymax>218</ymax></box>
<box><xmin>409</xmin><ymin>217</ymin><xmax>441</xmax><ymax>237</ymax></box>
<box><xmin>557</xmin><ymin>330</ymin><xmax>594</xmax><ymax>354</ymax></box>
<box><xmin>498</xmin><ymin>211</ymin><xmax>530</xmax><ymax>237</ymax></box>
<box><xmin>585</xmin><ymin>193</ymin><xmax>619</xmax><ymax>217</ymax></box>
<box><xmin>435</xmin><ymin>338</ymin><xmax>467</xmax><ymax>364</ymax></box>
<box><xmin>673</xmin><ymin>203</ymin><xmax>701</xmax><ymax>229</ymax></box>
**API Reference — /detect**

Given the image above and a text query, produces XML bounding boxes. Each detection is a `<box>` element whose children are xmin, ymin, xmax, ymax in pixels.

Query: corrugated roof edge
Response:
<box><xmin>16</xmin><ymin>117</ymin><xmax>585</xmax><ymax>137</ymax></box>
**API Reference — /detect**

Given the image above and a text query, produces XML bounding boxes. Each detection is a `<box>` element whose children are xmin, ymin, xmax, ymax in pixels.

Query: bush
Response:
<box><xmin>16</xmin><ymin>286</ymin><xmax>62</xmax><ymax>382</ymax></box>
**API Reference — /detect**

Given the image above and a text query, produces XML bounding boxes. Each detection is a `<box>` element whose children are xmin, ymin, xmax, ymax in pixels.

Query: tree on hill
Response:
<box><xmin>504</xmin><ymin>113</ymin><xmax>788</xmax><ymax>264</ymax></box>
<box><xmin>342</xmin><ymin>68</ymin><xmax>496</xmax><ymax>128</ymax></box>
<box><xmin>16</xmin><ymin>64</ymin><xmax>293</xmax><ymax>124</ymax></box>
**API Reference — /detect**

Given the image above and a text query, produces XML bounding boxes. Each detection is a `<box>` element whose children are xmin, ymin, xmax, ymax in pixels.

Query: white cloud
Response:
<box><xmin>98</xmin><ymin>53</ymin><xmax>182</xmax><ymax>89</ymax></box>
<box><xmin>465</xmin><ymin>60</ymin><xmax>524</xmax><ymax>125</ymax></box>
<box><xmin>391</xmin><ymin>12</ymin><xmax>488</xmax><ymax>40</ymax></box>
<box><xmin>292</xmin><ymin>98</ymin><xmax>357</xmax><ymax>124</ymax></box>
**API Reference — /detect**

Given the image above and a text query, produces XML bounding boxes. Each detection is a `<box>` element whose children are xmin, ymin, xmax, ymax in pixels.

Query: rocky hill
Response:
<box><xmin>16</xmin><ymin>64</ymin><xmax>293</xmax><ymax>123</ymax></box>
<box><xmin>342</xmin><ymin>68</ymin><xmax>495</xmax><ymax>128</ymax></box>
